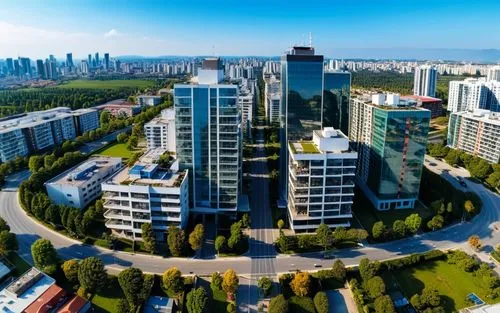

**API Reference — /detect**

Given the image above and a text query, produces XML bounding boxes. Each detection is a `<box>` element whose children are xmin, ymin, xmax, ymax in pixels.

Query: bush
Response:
<box><xmin>313</xmin><ymin>292</ymin><xmax>329</xmax><ymax>313</ymax></box>
<box><xmin>289</xmin><ymin>296</ymin><xmax>315</xmax><ymax>313</ymax></box>
<box><xmin>269</xmin><ymin>294</ymin><xmax>288</xmax><ymax>313</ymax></box>
<box><xmin>211</xmin><ymin>272</ymin><xmax>223</xmax><ymax>290</ymax></box>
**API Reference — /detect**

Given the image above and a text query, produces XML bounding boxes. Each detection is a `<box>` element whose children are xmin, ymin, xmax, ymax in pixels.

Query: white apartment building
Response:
<box><xmin>45</xmin><ymin>156</ymin><xmax>122</xmax><ymax>209</ymax></box>
<box><xmin>487</xmin><ymin>65</ymin><xmax>500</xmax><ymax>82</ymax></box>
<box><xmin>101</xmin><ymin>151</ymin><xmax>189</xmax><ymax>240</ymax></box>
<box><xmin>287</xmin><ymin>128</ymin><xmax>357</xmax><ymax>233</ymax></box>
<box><xmin>144</xmin><ymin>108</ymin><xmax>176</xmax><ymax>153</ymax></box>
<box><xmin>448</xmin><ymin>78</ymin><xmax>500</xmax><ymax>113</ymax></box>
<box><xmin>264</xmin><ymin>75</ymin><xmax>280</xmax><ymax>124</ymax></box>
<box><xmin>448</xmin><ymin>109</ymin><xmax>500</xmax><ymax>163</ymax></box>
<box><xmin>414</xmin><ymin>65</ymin><xmax>437</xmax><ymax>97</ymax></box>
<box><xmin>239</xmin><ymin>89</ymin><xmax>254</xmax><ymax>137</ymax></box>
<box><xmin>137</xmin><ymin>95</ymin><xmax>162</xmax><ymax>106</ymax></box>
<box><xmin>72</xmin><ymin>108</ymin><xmax>100</xmax><ymax>135</ymax></box>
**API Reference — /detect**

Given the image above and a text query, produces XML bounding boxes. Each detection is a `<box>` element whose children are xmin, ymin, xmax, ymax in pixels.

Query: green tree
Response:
<box><xmin>28</xmin><ymin>155</ymin><xmax>44</xmax><ymax>173</ymax></box>
<box><xmin>331</xmin><ymin>259</ymin><xmax>347</xmax><ymax>282</ymax></box>
<box><xmin>117</xmin><ymin>132</ymin><xmax>129</xmax><ymax>143</ymax></box>
<box><xmin>188</xmin><ymin>224</ymin><xmax>205</xmax><ymax>252</ymax></box>
<box><xmin>0</xmin><ymin>231</ymin><xmax>18</xmax><ymax>256</ymax></box>
<box><xmin>290</xmin><ymin>272</ymin><xmax>311</xmax><ymax>297</ymax></box>
<box><xmin>372</xmin><ymin>221</ymin><xmax>386</xmax><ymax>240</ymax></box>
<box><xmin>258</xmin><ymin>276</ymin><xmax>273</xmax><ymax>297</ymax></box>
<box><xmin>222</xmin><ymin>269</ymin><xmax>239</xmax><ymax>296</ymax></box>
<box><xmin>162</xmin><ymin>267</ymin><xmax>184</xmax><ymax>299</ymax></box>
<box><xmin>141</xmin><ymin>223</ymin><xmax>157</xmax><ymax>254</ymax></box>
<box><xmin>464</xmin><ymin>200</ymin><xmax>477</xmax><ymax>216</ymax></box>
<box><xmin>241</xmin><ymin>213</ymin><xmax>250</xmax><ymax>228</ymax></box>
<box><xmin>277</xmin><ymin>219</ymin><xmax>285</xmax><ymax>230</ymax></box>
<box><xmin>31</xmin><ymin>238</ymin><xmax>58</xmax><ymax>275</ymax></box>
<box><xmin>186</xmin><ymin>287</ymin><xmax>210</xmax><ymax>313</ymax></box>
<box><xmin>392</xmin><ymin>220</ymin><xmax>406</xmax><ymax>238</ymax></box>
<box><xmin>359</xmin><ymin>258</ymin><xmax>380</xmax><ymax>282</ymax></box>
<box><xmin>228</xmin><ymin>221</ymin><xmax>243</xmax><ymax>251</ymax></box>
<box><xmin>215</xmin><ymin>235</ymin><xmax>226</xmax><ymax>255</ymax></box>
<box><xmin>127</xmin><ymin>135</ymin><xmax>138</xmax><ymax>150</ymax></box>
<box><xmin>44</xmin><ymin>154</ymin><xmax>56</xmax><ymax>169</ymax></box>
<box><xmin>405</xmin><ymin>214</ymin><xmax>422</xmax><ymax>234</ymax></box>
<box><xmin>0</xmin><ymin>217</ymin><xmax>10</xmax><ymax>232</ymax></box>
<box><xmin>44</xmin><ymin>205</ymin><xmax>60</xmax><ymax>225</ymax></box>
<box><xmin>61</xmin><ymin>259</ymin><xmax>80</xmax><ymax>284</ymax></box>
<box><xmin>313</xmin><ymin>291</ymin><xmax>329</xmax><ymax>313</ymax></box>
<box><xmin>365</xmin><ymin>276</ymin><xmax>386</xmax><ymax>299</ymax></box>
<box><xmin>374</xmin><ymin>295</ymin><xmax>396</xmax><ymax>313</ymax></box>
<box><xmin>468</xmin><ymin>158</ymin><xmax>492</xmax><ymax>179</ymax></box>
<box><xmin>167</xmin><ymin>226</ymin><xmax>186</xmax><ymax>257</ymax></box>
<box><xmin>118</xmin><ymin>268</ymin><xmax>152</xmax><ymax>311</ymax></box>
<box><xmin>116</xmin><ymin>299</ymin><xmax>130</xmax><ymax>313</ymax></box>
<box><xmin>427</xmin><ymin>215</ymin><xmax>444</xmax><ymax>231</ymax></box>
<box><xmin>78</xmin><ymin>257</ymin><xmax>107</xmax><ymax>294</ymax></box>
<box><xmin>269</xmin><ymin>294</ymin><xmax>288</xmax><ymax>313</ymax></box>
<box><xmin>444</xmin><ymin>149</ymin><xmax>460</xmax><ymax>165</ymax></box>
<box><xmin>100</xmin><ymin>111</ymin><xmax>111</xmax><ymax>126</ymax></box>
<box><xmin>211</xmin><ymin>272</ymin><xmax>223</xmax><ymax>290</ymax></box>
<box><xmin>316</xmin><ymin>223</ymin><xmax>332</xmax><ymax>251</ymax></box>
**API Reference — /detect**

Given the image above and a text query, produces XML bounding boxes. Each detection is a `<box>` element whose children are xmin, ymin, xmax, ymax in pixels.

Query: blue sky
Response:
<box><xmin>1</xmin><ymin>0</ymin><xmax>499</xmax><ymax>59</ymax></box>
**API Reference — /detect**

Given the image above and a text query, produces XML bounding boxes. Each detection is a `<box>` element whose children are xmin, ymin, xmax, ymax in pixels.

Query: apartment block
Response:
<box><xmin>414</xmin><ymin>65</ymin><xmax>437</xmax><ymax>97</ymax></box>
<box><xmin>287</xmin><ymin>128</ymin><xmax>357</xmax><ymax>233</ymax></box>
<box><xmin>350</xmin><ymin>94</ymin><xmax>430</xmax><ymax>211</ymax></box>
<box><xmin>239</xmin><ymin>88</ymin><xmax>254</xmax><ymax>137</ymax></box>
<box><xmin>448</xmin><ymin>78</ymin><xmax>500</xmax><ymax>113</ymax></box>
<box><xmin>448</xmin><ymin>109</ymin><xmax>500</xmax><ymax>163</ymax></box>
<box><xmin>144</xmin><ymin>108</ymin><xmax>176</xmax><ymax>153</ymax></box>
<box><xmin>72</xmin><ymin>108</ymin><xmax>100</xmax><ymax>135</ymax></box>
<box><xmin>137</xmin><ymin>95</ymin><xmax>162</xmax><ymax>106</ymax></box>
<box><xmin>45</xmin><ymin>156</ymin><xmax>122</xmax><ymax>209</ymax></box>
<box><xmin>101</xmin><ymin>150</ymin><xmax>189</xmax><ymax>240</ymax></box>
<box><xmin>264</xmin><ymin>75</ymin><xmax>280</xmax><ymax>124</ymax></box>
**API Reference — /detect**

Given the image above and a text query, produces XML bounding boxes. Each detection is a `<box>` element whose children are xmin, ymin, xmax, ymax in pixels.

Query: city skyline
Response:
<box><xmin>1</xmin><ymin>0</ymin><xmax>500</xmax><ymax>60</ymax></box>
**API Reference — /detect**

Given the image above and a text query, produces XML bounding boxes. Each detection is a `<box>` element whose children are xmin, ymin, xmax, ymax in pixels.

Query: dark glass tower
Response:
<box><xmin>279</xmin><ymin>46</ymin><xmax>324</xmax><ymax>199</ymax></box>
<box><xmin>323</xmin><ymin>71</ymin><xmax>351</xmax><ymax>135</ymax></box>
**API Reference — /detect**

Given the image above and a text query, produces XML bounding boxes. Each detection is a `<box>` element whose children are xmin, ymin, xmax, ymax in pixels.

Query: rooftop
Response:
<box><xmin>57</xmin><ymin>296</ymin><xmax>90</xmax><ymax>313</ymax></box>
<box><xmin>400</xmin><ymin>95</ymin><xmax>442</xmax><ymax>103</ymax></box>
<box><xmin>45</xmin><ymin>156</ymin><xmax>122</xmax><ymax>187</ymax></box>
<box><xmin>0</xmin><ymin>107</ymin><xmax>74</xmax><ymax>134</ymax></box>
<box><xmin>289</xmin><ymin>128</ymin><xmax>352</xmax><ymax>155</ymax></box>
<box><xmin>290</xmin><ymin>141</ymin><xmax>320</xmax><ymax>154</ymax></box>
<box><xmin>72</xmin><ymin>108</ymin><xmax>98</xmax><ymax>116</ymax></box>
<box><xmin>454</xmin><ymin>109</ymin><xmax>500</xmax><ymax>125</ymax></box>
<box><xmin>24</xmin><ymin>284</ymin><xmax>65</xmax><ymax>313</ymax></box>
<box><xmin>106</xmin><ymin>160</ymin><xmax>186</xmax><ymax>188</ymax></box>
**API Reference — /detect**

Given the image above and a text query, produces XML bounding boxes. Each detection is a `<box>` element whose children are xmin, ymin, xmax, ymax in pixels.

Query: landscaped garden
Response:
<box><xmin>56</xmin><ymin>79</ymin><xmax>155</xmax><ymax>90</ymax></box>
<box><xmin>94</xmin><ymin>142</ymin><xmax>135</xmax><ymax>159</ymax></box>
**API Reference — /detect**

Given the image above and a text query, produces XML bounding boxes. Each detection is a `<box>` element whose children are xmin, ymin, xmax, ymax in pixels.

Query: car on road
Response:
<box><xmin>314</xmin><ymin>264</ymin><xmax>322</xmax><ymax>268</ymax></box>
<box><xmin>429</xmin><ymin>162</ymin><xmax>437</xmax><ymax>166</ymax></box>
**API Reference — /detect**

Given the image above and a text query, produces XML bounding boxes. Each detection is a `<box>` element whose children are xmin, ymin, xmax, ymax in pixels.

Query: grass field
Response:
<box><xmin>382</xmin><ymin>259</ymin><xmax>499</xmax><ymax>312</ymax></box>
<box><xmin>56</xmin><ymin>79</ymin><xmax>154</xmax><ymax>90</ymax></box>
<box><xmin>95</xmin><ymin>142</ymin><xmax>134</xmax><ymax>159</ymax></box>
<box><xmin>91</xmin><ymin>278</ymin><xmax>125</xmax><ymax>313</ymax></box>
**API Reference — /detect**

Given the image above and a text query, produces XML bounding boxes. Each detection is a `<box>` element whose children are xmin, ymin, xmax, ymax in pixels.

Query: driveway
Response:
<box><xmin>327</xmin><ymin>289</ymin><xmax>357</xmax><ymax>313</ymax></box>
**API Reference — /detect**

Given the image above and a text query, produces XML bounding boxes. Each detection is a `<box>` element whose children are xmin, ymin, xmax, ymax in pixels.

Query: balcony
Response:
<box><xmin>105</xmin><ymin>220</ymin><xmax>132</xmax><ymax>230</ymax></box>
<box><xmin>103</xmin><ymin>209</ymin><xmax>131</xmax><ymax>220</ymax></box>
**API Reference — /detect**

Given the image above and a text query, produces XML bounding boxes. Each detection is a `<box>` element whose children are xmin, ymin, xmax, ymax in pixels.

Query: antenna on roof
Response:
<box><xmin>309</xmin><ymin>32</ymin><xmax>312</xmax><ymax>48</ymax></box>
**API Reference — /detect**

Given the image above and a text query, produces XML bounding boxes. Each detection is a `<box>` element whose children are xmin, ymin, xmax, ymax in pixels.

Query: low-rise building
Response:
<box><xmin>71</xmin><ymin>108</ymin><xmax>100</xmax><ymax>135</ymax></box>
<box><xmin>137</xmin><ymin>95</ymin><xmax>162</xmax><ymax>106</ymax></box>
<box><xmin>144</xmin><ymin>109</ymin><xmax>176</xmax><ymax>153</ymax></box>
<box><xmin>45</xmin><ymin>156</ymin><xmax>123</xmax><ymax>209</ymax></box>
<box><xmin>57</xmin><ymin>296</ymin><xmax>91</xmax><ymax>313</ymax></box>
<box><xmin>287</xmin><ymin>128</ymin><xmax>357</xmax><ymax>233</ymax></box>
<box><xmin>101</xmin><ymin>150</ymin><xmax>189</xmax><ymax>240</ymax></box>
<box><xmin>447</xmin><ymin>109</ymin><xmax>500</xmax><ymax>163</ymax></box>
<box><xmin>400</xmin><ymin>95</ymin><xmax>443</xmax><ymax>118</ymax></box>
<box><xmin>95</xmin><ymin>100</ymin><xmax>142</xmax><ymax>117</ymax></box>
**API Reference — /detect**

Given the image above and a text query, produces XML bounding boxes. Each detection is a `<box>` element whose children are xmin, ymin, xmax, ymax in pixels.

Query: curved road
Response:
<box><xmin>1</xmin><ymin>158</ymin><xmax>498</xmax><ymax>277</ymax></box>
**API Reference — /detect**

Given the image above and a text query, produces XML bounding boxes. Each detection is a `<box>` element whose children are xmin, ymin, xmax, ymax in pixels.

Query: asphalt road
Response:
<box><xmin>0</xmin><ymin>155</ymin><xmax>498</xmax><ymax>280</ymax></box>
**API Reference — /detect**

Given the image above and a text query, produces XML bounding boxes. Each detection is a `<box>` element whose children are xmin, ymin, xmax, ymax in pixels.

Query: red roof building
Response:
<box><xmin>23</xmin><ymin>284</ymin><xmax>66</xmax><ymax>313</ymax></box>
<box><xmin>400</xmin><ymin>95</ymin><xmax>443</xmax><ymax>118</ymax></box>
<box><xmin>57</xmin><ymin>296</ymin><xmax>91</xmax><ymax>313</ymax></box>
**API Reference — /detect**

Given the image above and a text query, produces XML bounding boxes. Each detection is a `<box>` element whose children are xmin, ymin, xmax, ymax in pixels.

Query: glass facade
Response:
<box><xmin>174</xmin><ymin>85</ymin><xmax>241</xmax><ymax>212</ymax></box>
<box><xmin>367</xmin><ymin>108</ymin><xmax>430</xmax><ymax>202</ymax></box>
<box><xmin>323</xmin><ymin>71</ymin><xmax>351</xmax><ymax>135</ymax></box>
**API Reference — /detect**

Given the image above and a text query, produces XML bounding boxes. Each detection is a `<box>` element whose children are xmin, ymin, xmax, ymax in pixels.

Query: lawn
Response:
<box><xmin>91</xmin><ymin>279</ymin><xmax>126</xmax><ymax>313</ymax></box>
<box><xmin>95</xmin><ymin>142</ymin><xmax>134</xmax><ymax>159</ymax></box>
<box><xmin>56</xmin><ymin>79</ymin><xmax>154</xmax><ymax>90</ymax></box>
<box><xmin>382</xmin><ymin>259</ymin><xmax>499</xmax><ymax>312</ymax></box>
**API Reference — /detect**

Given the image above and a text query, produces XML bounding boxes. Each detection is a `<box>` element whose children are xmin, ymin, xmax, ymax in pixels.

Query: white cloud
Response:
<box><xmin>104</xmin><ymin>29</ymin><xmax>121</xmax><ymax>38</ymax></box>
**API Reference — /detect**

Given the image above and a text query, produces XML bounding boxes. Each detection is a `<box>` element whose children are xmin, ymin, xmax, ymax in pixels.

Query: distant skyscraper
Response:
<box><xmin>6</xmin><ymin>58</ymin><xmax>13</xmax><ymax>75</ymax></box>
<box><xmin>95</xmin><ymin>52</ymin><xmax>100</xmax><ymax>67</ymax></box>
<box><xmin>36</xmin><ymin>59</ymin><xmax>45</xmax><ymax>79</ymax></box>
<box><xmin>323</xmin><ymin>71</ymin><xmax>351</xmax><ymax>135</ymax></box>
<box><xmin>13</xmin><ymin>60</ymin><xmax>20</xmax><ymax>77</ymax></box>
<box><xmin>349</xmin><ymin>94</ymin><xmax>430</xmax><ymax>210</ymax></box>
<box><xmin>80</xmin><ymin>60</ymin><xmax>89</xmax><ymax>74</ymax></box>
<box><xmin>20</xmin><ymin>57</ymin><xmax>31</xmax><ymax>77</ymax></box>
<box><xmin>88</xmin><ymin>54</ymin><xmax>92</xmax><ymax>67</ymax></box>
<box><xmin>66</xmin><ymin>53</ymin><xmax>73</xmax><ymax>68</ymax></box>
<box><xmin>279</xmin><ymin>46</ymin><xmax>324</xmax><ymax>199</ymax></box>
<box><xmin>413</xmin><ymin>65</ymin><xmax>437</xmax><ymax>97</ymax></box>
<box><xmin>104</xmin><ymin>53</ymin><xmax>110</xmax><ymax>70</ymax></box>
<box><xmin>115</xmin><ymin>60</ymin><xmax>121</xmax><ymax>72</ymax></box>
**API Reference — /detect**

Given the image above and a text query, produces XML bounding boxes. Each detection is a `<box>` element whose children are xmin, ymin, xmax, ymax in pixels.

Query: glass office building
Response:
<box><xmin>174</xmin><ymin>78</ymin><xmax>241</xmax><ymax>214</ymax></box>
<box><xmin>279</xmin><ymin>46</ymin><xmax>324</xmax><ymax>199</ymax></box>
<box><xmin>323</xmin><ymin>71</ymin><xmax>351</xmax><ymax>135</ymax></box>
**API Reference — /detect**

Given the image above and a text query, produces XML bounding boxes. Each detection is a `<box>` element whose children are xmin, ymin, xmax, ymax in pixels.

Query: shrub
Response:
<box><xmin>313</xmin><ymin>292</ymin><xmax>329</xmax><ymax>313</ymax></box>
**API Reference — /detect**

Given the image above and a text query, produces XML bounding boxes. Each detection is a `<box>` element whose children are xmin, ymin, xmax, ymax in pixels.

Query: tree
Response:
<box><xmin>313</xmin><ymin>291</ymin><xmax>329</xmax><ymax>313</ymax></box>
<box><xmin>359</xmin><ymin>258</ymin><xmax>380</xmax><ymax>282</ymax></box>
<box><xmin>228</xmin><ymin>221</ymin><xmax>243</xmax><ymax>251</ymax></box>
<box><xmin>0</xmin><ymin>231</ymin><xmax>17</xmax><ymax>256</ymax></box>
<box><xmin>62</xmin><ymin>259</ymin><xmax>80</xmax><ymax>284</ymax></box>
<box><xmin>141</xmin><ymin>223</ymin><xmax>157</xmax><ymax>254</ymax></box>
<box><xmin>211</xmin><ymin>272</ymin><xmax>223</xmax><ymax>290</ymax></box>
<box><xmin>0</xmin><ymin>217</ymin><xmax>10</xmax><ymax>232</ymax></box>
<box><xmin>365</xmin><ymin>276</ymin><xmax>386</xmax><ymax>299</ymax></box>
<box><xmin>277</xmin><ymin>219</ymin><xmax>285</xmax><ymax>230</ymax></box>
<box><xmin>44</xmin><ymin>154</ymin><xmax>56</xmax><ymax>169</ymax></box>
<box><xmin>331</xmin><ymin>259</ymin><xmax>347</xmax><ymax>282</ymax></box>
<box><xmin>258</xmin><ymin>276</ymin><xmax>273</xmax><ymax>297</ymax></box>
<box><xmin>116</xmin><ymin>299</ymin><xmax>130</xmax><ymax>313</ymax></box>
<box><xmin>78</xmin><ymin>257</ymin><xmax>107</xmax><ymax>294</ymax></box>
<box><xmin>118</xmin><ymin>268</ymin><xmax>152</xmax><ymax>311</ymax></box>
<box><xmin>444</xmin><ymin>149</ymin><xmax>460</xmax><ymax>165</ymax></box>
<box><xmin>419</xmin><ymin>287</ymin><xmax>441</xmax><ymax>308</ymax></box>
<box><xmin>167</xmin><ymin>226</ymin><xmax>186</xmax><ymax>257</ymax></box>
<box><xmin>468</xmin><ymin>159</ymin><xmax>492</xmax><ymax>179</ymax></box>
<box><xmin>427</xmin><ymin>215</ymin><xmax>444</xmax><ymax>231</ymax></box>
<box><xmin>117</xmin><ymin>132</ymin><xmax>129</xmax><ymax>143</ymax></box>
<box><xmin>411</xmin><ymin>294</ymin><xmax>423</xmax><ymax>310</ymax></box>
<box><xmin>189</xmin><ymin>224</ymin><xmax>205</xmax><ymax>252</ymax></box>
<box><xmin>241</xmin><ymin>213</ymin><xmax>250</xmax><ymax>228</ymax></box>
<box><xmin>44</xmin><ymin>205</ymin><xmax>60</xmax><ymax>225</ymax></box>
<box><xmin>269</xmin><ymin>294</ymin><xmax>288</xmax><ymax>313</ymax></box>
<box><xmin>392</xmin><ymin>220</ymin><xmax>406</xmax><ymax>238</ymax></box>
<box><xmin>290</xmin><ymin>272</ymin><xmax>311</xmax><ymax>297</ymax></box>
<box><xmin>162</xmin><ymin>267</ymin><xmax>184</xmax><ymax>299</ymax></box>
<box><xmin>372</xmin><ymin>221</ymin><xmax>386</xmax><ymax>240</ymax></box>
<box><xmin>227</xmin><ymin>302</ymin><xmax>236</xmax><ymax>313</ymax></box>
<box><xmin>31</xmin><ymin>238</ymin><xmax>58</xmax><ymax>275</ymax></box>
<box><xmin>28</xmin><ymin>155</ymin><xmax>44</xmax><ymax>173</ymax></box>
<box><xmin>468</xmin><ymin>235</ymin><xmax>481</xmax><ymax>250</ymax></box>
<box><xmin>215</xmin><ymin>236</ymin><xmax>226</xmax><ymax>255</ymax></box>
<box><xmin>127</xmin><ymin>135</ymin><xmax>138</xmax><ymax>150</ymax></box>
<box><xmin>100</xmin><ymin>111</ymin><xmax>111</xmax><ymax>126</ymax></box>
<box><xmin>222</xmin><ymin>269</ymin><xmax>239</xmax><ymax>296</ymax></box>
<box><xmin>186</xmin><ymin>287</ymin><xmax>210</xmax><ymax>313</ymax></box>
<box><xmin>464</xmin><ymin>200</ymin><xmax>477</xmax><ymax>216</ymax></box>
<box><xmin>316</xmin><ymin>223</ymin><xmax>332</xmax><ymax>251</ymax></box>
<box><xmin>374</xmin><ymin>295</ymin><xmax>396</xmax><ymax>313</ymax></box>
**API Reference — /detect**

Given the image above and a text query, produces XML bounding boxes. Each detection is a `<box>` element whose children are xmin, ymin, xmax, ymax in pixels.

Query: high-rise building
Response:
<box><xmin>20</xmin><ymin>57</ymin><xmax>31</xmax><ymax>77</ymax></box>
<box><xmin>279</xmin><ymin>46</ymin><xmax>324</xmax><ymax>199</ymax></box>
<box><xmin>448</xmin><ymin>78</ymin><xmax>500</xmax><ymax>113</ymax></box>
<box><xmin>414</xmin><ymin>65</ymin><xmax>437</xmax><ymax>97</ymax></box>
<box><xmin>87</xmin><ymin>54</ymin><xmax>92</xmax><ymax>67</ymax></box>
<box><xmin>104</xmin><ymin>53</ymin><xmax>110</xmax><ymax>70</ymax></box>
<box><xmin>36</xmin><ymin>59</ymin><xmax>46</xmax><ymax>79</ymax></box>
<box><xmin>144</xmin><ymin>108</ymin><xmax>176</xmax><ymax>152</ymax></box>
<box><xmin>349</xmin><ymin>94</ymin><xmax>430</xmax><ymax>211</ymax></box>
<box><xmin>487</xmin><ymin>65</ymin><xmax>500</xmax><ymax>82</ymax></box>
<box><xmin>6</xmin><ymin>58</ymin><xmax>13</xmax><ymax>75</ymax></box>
<box><xmin>174</xmin><ymin>58</ymin><xmax>242</xmax><ymax>216</ymax></box>
<box><xmin>264</xmin><ymin>75</ymin><xmax>280</xmax><ymax>124</ymax></box>
<box><xmin>323</xmin><ymin>70</ymin><xmax>351</xmax><ymax>135</ymax></box>
<box><xmin>66</xmin><ymin>53</ymin><xmax>73</xmax><ymax>68</ymax></box>
<box><xmin>447</xmin><ymin>109</ymin><xmax>500</xmax><ymax>163</ymax></box>
<box><xmin>287</xmin><ymin>128</ymin><xmax>357</xmax><ymax>233</ymax></box>
<box><xmin>80</xmin><ymin>60</ymin><xmax>89</xmax><ymax>74</ymax></box>
<box><xmin>13</xmin><ymin>59</ymin><xmax>20</xmax><ymax>77</ymax></box>
<box><xmin>95</xmin><ymin>52</ymin><xmax>100</xmax><ymax>67</ymax></box>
